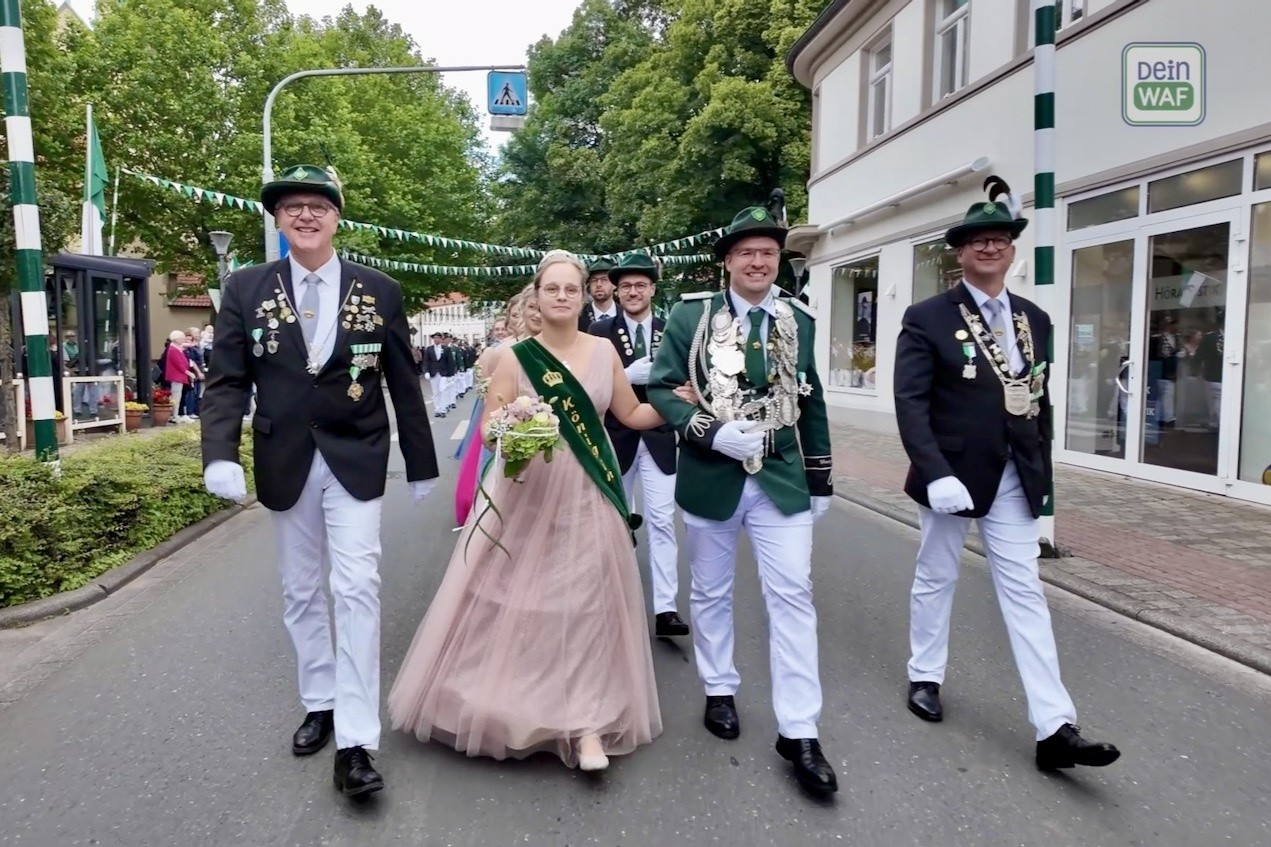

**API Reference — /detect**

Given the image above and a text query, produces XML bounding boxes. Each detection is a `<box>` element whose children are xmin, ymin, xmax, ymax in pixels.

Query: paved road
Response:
<box><xmin>2</xmin><ymin>396</ymin><xmax>1269</xmax><ymax>846</ymax></box>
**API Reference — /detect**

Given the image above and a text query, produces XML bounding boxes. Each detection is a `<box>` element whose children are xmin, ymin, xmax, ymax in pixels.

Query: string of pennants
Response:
<box><xmin>123</xmin><ymin>168</ymin><xmax>727</xmax><ymax>260</ymax></box>
<box><xmin>226</xmin><ymin>251</ymin><xmax>713</xmax><ymax>279</ymax></box>
<box><xmin>337</xmin><ymin>251</ymin><xmax>714</xmax><ymax>278</ymax></box>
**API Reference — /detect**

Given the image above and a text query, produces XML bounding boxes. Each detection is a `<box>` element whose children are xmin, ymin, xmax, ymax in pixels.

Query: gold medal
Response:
<box><xmin>347</xmin><ymin>381</ymin><xmax>364</xmax><ymax>401</ymax></box>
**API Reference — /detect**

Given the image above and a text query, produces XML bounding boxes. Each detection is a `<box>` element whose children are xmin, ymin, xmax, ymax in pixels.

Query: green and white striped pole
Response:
<box><xmin>1</xmin><ymin>0</ymin><xmax>58</xmax><ymax>464</ymax></box>
<box><xmin>1033</xmin><ymin>0</ymin><xmax>1057</xmax><ymax>555</ymax></box>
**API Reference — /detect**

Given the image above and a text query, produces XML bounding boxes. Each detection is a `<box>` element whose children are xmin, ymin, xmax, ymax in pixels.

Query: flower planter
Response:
<box><xmin>24</xmin><ymin>417</ymin><xmax>71</xmax><ymax>447</ymax></box>
<box><xmin>150</xmin><ymin>405</ymin><xmax>174</xmax><ymax>427</ymax></box>
<box><xmin>125</xmin><ymin>409</ymin><xmax>145</xmax><ymax>431</ymax></box>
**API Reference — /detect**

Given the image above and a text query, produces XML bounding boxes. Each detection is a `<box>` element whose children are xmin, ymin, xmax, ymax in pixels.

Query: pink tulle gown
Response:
<box><xmin>388</xmin><ymin>352</ymin><xmax>662</xmax><ymax>767</ymax></box>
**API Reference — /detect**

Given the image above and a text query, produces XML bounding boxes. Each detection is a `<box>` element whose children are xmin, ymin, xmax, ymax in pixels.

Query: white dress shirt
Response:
<box><xmin>623</xmin><ymin>312</ymin><xmax>654</xmax><ymax>358</ymax></box>
<box><xmin>290</xmin><ymin>252</ymin><xmax>342</xmax><ymax>367</ymax></box>
<box><xmin>963</xmin><ymin>281</ymin><xmax>1025</xmax><ymax>375</ymax></box>
<box><xmin>728</xmin><ymin>287</ymin><xmax>778</xmax><ymax>353</ymax></box>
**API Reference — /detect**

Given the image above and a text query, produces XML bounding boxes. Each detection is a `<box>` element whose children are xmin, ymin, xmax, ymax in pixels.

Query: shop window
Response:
<box><xmin>829</xmin><ymin>258</ymin><xmax>879</xmax><ymax>390</ymax></box>
<box><xmin>1067</xmin><ymin>186</ymin><xmax>1140</xmax><ymax>230</ymax></box>
<box><xmin>1239</xmin><ymin>202</ymin><xmax>1271</xmax><ymax>483</ymax></box>
<box><xmin>1147</xmin><ymin>160</ymin><xmax>1243</xmax><ymax>214</ymax></box>
<box><xmin>913</xmin><ymin>239</ymin><xmax>961</xmax><ymax>303</ymax></box>
<box><xmin>1255</xmin><ymin>152</ymin><xmax>1271</xmax><ymax>191</ymax></box>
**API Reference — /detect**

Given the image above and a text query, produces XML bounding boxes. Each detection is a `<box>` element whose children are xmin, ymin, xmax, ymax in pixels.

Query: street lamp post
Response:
<box><xmin>207</xmin><ymin>230</ymin><xmax>233</xmax><ymax>313</ymax></box>
<box><xmin>262</xmin><ymin>64</ymin><xmax>526</xmax><ymax>262</ymax></box>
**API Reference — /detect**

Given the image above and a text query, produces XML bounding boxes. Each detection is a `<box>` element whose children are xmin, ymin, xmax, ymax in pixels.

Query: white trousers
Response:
<box><xmin>622</xmin><ymin>440</ymin><xmax>679</xmax><ymax>614</ymax></box>
<box><xmin>272</xmin><ymin>451</ymin><xmax>384</xmax><ymax>750</ymax></box>
<box><xmin>428</xmin><ymin>375</ymin><xmax>449</xmax><ymax>413</ymax></box>
<box><xmin>909</xmin><ymin>462</ymin><xmax>1076</xmax><ymax>740</ymax></box>
<box><xmin>684</xmin><ymin>477</ymin><xmax>822</xmax><ymax>739</ymax></box>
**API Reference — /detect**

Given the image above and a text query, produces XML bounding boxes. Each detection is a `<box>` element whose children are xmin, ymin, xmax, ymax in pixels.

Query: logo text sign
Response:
<box><xmin>1122</xmin><ymin>43</ymin><xmax>1205</xmax><ymax>126</ymax></box>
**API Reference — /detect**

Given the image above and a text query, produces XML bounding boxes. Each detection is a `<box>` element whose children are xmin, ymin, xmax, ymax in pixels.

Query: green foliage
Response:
<box><xmin>0</xmin><ymin>426</ymin><xmax>254</xmax><ymax>608</ymax></box>
<box><xmin>1</xmin><ymin>1</ymin><xmax>490</xmax><ymax>309</ymax></box>
<box><xmin>493</xmin><ymin>0</ymin><xmax>826</xmax><ymax>294</ymax></box>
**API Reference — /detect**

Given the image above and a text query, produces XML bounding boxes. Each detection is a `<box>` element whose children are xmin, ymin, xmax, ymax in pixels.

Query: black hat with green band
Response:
<box><xmin>607</xmin><ymin>251</ymin><xmax>659</xmax><ymax>284</ymax></box>
<box><xmin>261</xmin><ymin>164</ymin><xmax>345</xmax><ymax>215</ymax></box>
<box><xmin>713</xmin><ymin>205</ymin><xmax>787</xmax><ymax>260</ymax></box>
<box><xmin>945</xmin><ymin>175</ymin><xmax>1029</xmax><ymax>247</ymax></box>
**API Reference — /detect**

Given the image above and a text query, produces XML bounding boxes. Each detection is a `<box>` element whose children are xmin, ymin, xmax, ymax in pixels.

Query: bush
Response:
<box><xmin>0</xmin><ymin>427</ymin><xmax>254</xmax><ymax>608</ymax></box>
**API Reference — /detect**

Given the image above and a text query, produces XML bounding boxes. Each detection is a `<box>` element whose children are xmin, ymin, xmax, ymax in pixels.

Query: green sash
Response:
<box><xmin>512</xmin><ymin>338</ymin><xmax>634</xmax><ymax>527</ymax></box>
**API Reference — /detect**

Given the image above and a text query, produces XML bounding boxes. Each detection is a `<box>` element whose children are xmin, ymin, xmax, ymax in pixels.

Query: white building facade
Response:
<box><xmin>788</xmin><ymin>0</ymin><xmax>1271</xmax><ymax>505</ymax></box>
<box><xmin>410</xmin><ymin>298</ymin><xmax>499</xmax><ymax>345</ymax></box>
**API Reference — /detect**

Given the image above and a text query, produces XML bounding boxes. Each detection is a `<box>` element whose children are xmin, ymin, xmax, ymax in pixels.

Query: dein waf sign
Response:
<box><xmin>1122</xmin><ymin>43</ymin><xmax>1205</xmax><ymax>126</ymax></box>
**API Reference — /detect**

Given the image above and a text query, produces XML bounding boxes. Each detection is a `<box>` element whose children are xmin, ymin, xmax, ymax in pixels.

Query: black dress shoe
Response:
<box><xmin>775</xmin><ymin>736</ymin><xmax>838</xmax><ymax>796</ymax></box>
<box><xmin>655</xmin><ymin>611</ymin><xmax>690</xmax><ymax>637</ymax></box>
<box><xmin>334</xmin><ymin>746</ymin><xmax>384</xmax><ymax>797</ymax></box>
<box><xmin>1036</xmin><ymin>724</ymin><xmax>1121</xmax><ymax>770</ymax></box>
<box><xmin>292</xmin><ymin>709</ymin><xmax>334</xmax><ymax>755</ymax></box>
<box><xmin>703</xmin><ymin>695</ymin><xmax>740</xmax><ymax>739</ymax></box>
<box><xmin>907</xmin><ymin>681</ymin><xmax>943</xmax><ymax>722</ymax></box>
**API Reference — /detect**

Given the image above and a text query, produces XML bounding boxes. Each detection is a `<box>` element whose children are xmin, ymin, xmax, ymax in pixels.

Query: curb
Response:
<box><xmin>836</xmin><ymin>489</ymin><xmax>1271</xmax><ymax>677</ymax></box>
<box><xmin>0</xmin><ymin>497</ymin><xmax>258</xmax><ymax>630</ymax></box>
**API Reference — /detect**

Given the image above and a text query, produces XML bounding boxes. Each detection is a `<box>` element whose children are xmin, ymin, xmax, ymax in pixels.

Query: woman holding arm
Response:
<box><xmin>390</xmin><ymin>251</ymin><xmax>664</xmax><ymax>772</ymax></box>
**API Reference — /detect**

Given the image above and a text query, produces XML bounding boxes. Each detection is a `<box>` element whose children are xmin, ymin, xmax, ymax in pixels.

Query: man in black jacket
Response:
<box><xmin>200</xmin><ymin>164</ymin><xmax>439</xmax><ymax>797</ymax></box>
<box><xmin>589</xmin><ymin>252</ymin><xmax>687</xmax><ymax>637</ymax></box>
<box><xmin>894</xmin><ymin>178</ymin><xmax>1119</xmax><ymax>772</ymax></box>
<box><xmin>578</xmin><ymin>257</ymin><xmax>619</xmax><ymax>330</ymax></box>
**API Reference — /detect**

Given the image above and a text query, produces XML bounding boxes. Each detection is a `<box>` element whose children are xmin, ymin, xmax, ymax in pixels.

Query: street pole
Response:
<box><xmin>262</xmin><ymin>64</ymin><xmax>525</xmax><ymax>261</ymax></box>
<box><xmin>1</xmin><ymin>0</ymin><xmax>58</xmax><ymax>464</ymax></box>
<box><xmin>1033</xmin><ymin>0</ymin><xmax>1058</xmax><ymax>556</ymax></box>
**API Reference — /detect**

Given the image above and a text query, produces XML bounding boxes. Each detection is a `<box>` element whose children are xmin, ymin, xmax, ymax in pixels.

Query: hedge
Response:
<box><xmin>0</xmin><ymin>427</ymin><xmax>253</xmax><ymax>608</ymax></box>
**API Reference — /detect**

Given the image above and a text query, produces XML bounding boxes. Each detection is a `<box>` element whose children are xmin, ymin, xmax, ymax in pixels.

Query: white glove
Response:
<box><xmin>410</xmin><ymin>479</ymin><xmax>437</xmax><ymax>504</ymax></box>
<box><xmin>811</xmin><ymin>496</ymin><xmax>831</xmax><ymax>522</ymax></box>
<box><xmin>926</xmin><ymin>475</ymin><xmax>974</xmax><ymax>515</ymax></box>
<box><xmin>624</xmin><ymin>357</ymin><xmax>653</xmax><ymax>385</ymax></box>
<box><xmin>710</xmin><ymin>420</ymin><xmax>765</xmax><ymax>463</ymax></box>
<box><xmin>204</xmin><ymin>460</ymin><xmax>247</xmax><ymax>503</ymax></box>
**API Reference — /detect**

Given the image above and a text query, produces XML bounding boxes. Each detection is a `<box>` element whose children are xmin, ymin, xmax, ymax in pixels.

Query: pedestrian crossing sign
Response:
<box><xmin>487</xmin><ymin>71</ymin><xmax>528</xmax><ymax>116</ymax></box>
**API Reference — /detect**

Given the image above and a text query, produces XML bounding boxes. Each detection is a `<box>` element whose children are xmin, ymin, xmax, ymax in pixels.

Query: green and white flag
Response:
<box><xmin>80</xmin><ymin>104</ymin><xmax>108</xmax><ymax>255</ymax></box>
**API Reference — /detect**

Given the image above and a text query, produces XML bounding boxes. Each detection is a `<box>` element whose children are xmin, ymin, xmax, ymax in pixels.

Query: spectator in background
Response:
<box><xmin>163</xmin><ymin>329</ymin><xmax>194</xmax><ymax>424</ymax></box>
<box><xmin>182</xmin><ymin>326</ymin><xmax>206</xmax><ymax>419</ymax></box>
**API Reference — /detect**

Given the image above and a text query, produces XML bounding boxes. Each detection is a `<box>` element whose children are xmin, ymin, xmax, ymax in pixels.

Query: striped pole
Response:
<box><xmin>1</xmin><ymin>0</ymin><xmax>58</xmax><ymax>464</ymax></box>
<box><xmin>1033</xmin><ymin>0</ymin><xmax>1057</xmax><ymax>555</ymax></box>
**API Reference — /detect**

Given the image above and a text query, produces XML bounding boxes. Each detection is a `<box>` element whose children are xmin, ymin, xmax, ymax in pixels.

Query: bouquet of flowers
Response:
<box><xmin>482</xmin><ymin>394</ymin><xmax>562</xmax><ymax>479</ymax></box>
<box><xmin>468</xmin><ymin>394</ymin><xmax>562</xmax><ymax>562</ymax></box>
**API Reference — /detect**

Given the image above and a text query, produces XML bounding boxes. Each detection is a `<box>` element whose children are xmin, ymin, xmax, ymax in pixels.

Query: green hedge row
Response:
<box><xmin>0</xmin><ymin>427</ymin><xmax>253</xmax><ymax>608</ymax></box>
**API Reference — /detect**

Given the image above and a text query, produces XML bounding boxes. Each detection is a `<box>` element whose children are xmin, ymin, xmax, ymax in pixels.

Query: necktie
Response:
<box><xmin>745</xmin><ymin>308</ymin><xmax>767</xmax><ymax>387</ymax></box>
<box><xmin>299</xmin><ymin>273</ymin><xmax>322</xmax><ymax>347</ymax></box>
<box><xmin>633</xmin><ymin>323</ymin><xmax>646</xmax><ymax>359</ymax></box>
<box><xmin>984</xmin><ymin>298</ymin><xmax>1007</xmax><ymax>342</ymax></box>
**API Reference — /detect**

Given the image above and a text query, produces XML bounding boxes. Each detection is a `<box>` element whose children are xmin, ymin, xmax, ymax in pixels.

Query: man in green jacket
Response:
<box><xmin>648</xmin><ymin>206</ymin><xmax>837</xmax><ymax>797</ymax></box>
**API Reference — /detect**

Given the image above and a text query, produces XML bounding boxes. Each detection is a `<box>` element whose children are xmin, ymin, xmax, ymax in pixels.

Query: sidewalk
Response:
<box><xmin>828</xmin><ymin>420</ymin><xmax>1271</xmax><ymax>675</ymax></box>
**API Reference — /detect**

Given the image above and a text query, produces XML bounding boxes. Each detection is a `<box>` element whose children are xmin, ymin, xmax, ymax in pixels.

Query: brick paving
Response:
<box><xmin>829</xmin><ymin>420</ymin><xmax>1271</xmax><ymax>673</ymax></box>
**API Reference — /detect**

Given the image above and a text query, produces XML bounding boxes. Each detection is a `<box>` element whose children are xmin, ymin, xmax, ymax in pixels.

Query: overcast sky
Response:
<box><xmin>66</xmin><ymin>0</ymin><xmax>583</xmax><ymax>151</ymax></box>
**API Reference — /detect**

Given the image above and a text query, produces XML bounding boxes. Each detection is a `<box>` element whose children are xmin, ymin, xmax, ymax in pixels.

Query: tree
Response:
<box><xmin>489</xmin><ymin>0</ymin><xmax>664</xmax><ymax>256</ymax></box>
<box><xmin>494</xmin><ymin>0</ymin><xmax>826</xmax><ymax>280</ymax></box>
<box><xmin>0</xmin><ymin>0</ymin><xmax>90</xmax><ymax>452</ymax></box>
<box><xmin>70</xmin><ymin>0</ymin><xmax>490</xmax><ymax>305</ymax></box>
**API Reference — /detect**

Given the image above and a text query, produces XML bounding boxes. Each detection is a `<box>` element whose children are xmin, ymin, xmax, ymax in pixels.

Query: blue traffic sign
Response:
<box><xmin>487</xmin><ymin>71</ymin><xmax>527</xmax><ymax>116</ymax></box>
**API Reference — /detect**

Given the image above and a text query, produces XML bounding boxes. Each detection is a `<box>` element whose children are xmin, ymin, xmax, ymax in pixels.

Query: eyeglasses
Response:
<box><xmin>617</xmin><ymin>281</ymin><xmax>652</xmax><ymax>293</ymax></box>
<box><xmin>967</xmin><ymin>235</ymin><xmax>1013</xmax><ymax>252</ymax></box>
<box><xmin>279</xmin><ymin>201</ymin><xmax>336</xmax><ymax>218</ymax></box>
<box><xmin>541</xmin><ymin>285</ymin><xmax>583</xmax><ymax>298</ymax></box>
<box><xmin>732</xmin><ymin>248</ymin><xmax>780</xmax><ymax>262</ymax></box>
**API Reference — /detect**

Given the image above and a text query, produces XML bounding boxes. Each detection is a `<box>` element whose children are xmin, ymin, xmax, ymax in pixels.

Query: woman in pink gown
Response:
<box><xmin>389</xmin><ymin>251</ymin><xmax>664</xmax><ymax>771</ymax></box>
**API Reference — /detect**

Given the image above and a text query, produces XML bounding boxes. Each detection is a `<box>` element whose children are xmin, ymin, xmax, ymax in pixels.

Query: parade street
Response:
<box><xmin>1</xmin><ymin>397</ymin><xmax>1269</xmax><ymax>847</ymax></box>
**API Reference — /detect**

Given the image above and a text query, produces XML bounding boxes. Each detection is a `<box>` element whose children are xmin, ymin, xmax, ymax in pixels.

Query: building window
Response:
<box><xmin>1067</xmin><ymin>186</ymin><xmax>1140</xmax><ymax>231</ymax></box>
<box><xmin>913</xmin><ymin>239</ymin><xmax>961</xmax><ymax>303</ymax></box>
<box><xmin>829</xmin><ymin>257</ymin><xmax>880</xmax><ymax>389</ymax></box>
<box><xmin>1254</xmin><ymin>151</ymin><xmax>1271</xmax><ymax>191</ymax></box>
<box><xmin>934</xmin><ymin>0</ymin><xmax>969</xmax><ymax>99</ymax></box>
<box><xmin>1017</xmin><ymin>0</ymin><xmax>1085</xmax><ymax>52</ymax></box>
<box><xmin>1147</xmin><ymin>159</ymin><xmax>1243</xmax><ymax>214</ymax></box>
<box><xmin>866</xmin><ymin>32</ymin><xmax>892</xmax><ymax>140</ymax></box>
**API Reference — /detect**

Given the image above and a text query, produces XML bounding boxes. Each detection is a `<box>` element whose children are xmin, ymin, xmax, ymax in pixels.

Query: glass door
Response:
<box><xmin>1137</xmin><ymin>214</ymin><xmax>1237</xmax><ymax>486</ymax></box>
<box><xmin>1063</xmin><ymin>237</ymin><xmax>1145</xmax><ymax>467</ymax></box>
<box><xmin>1062</xmin><ymin>210</ymin><xmax>1240</xmax><ymax>491</ymax></box>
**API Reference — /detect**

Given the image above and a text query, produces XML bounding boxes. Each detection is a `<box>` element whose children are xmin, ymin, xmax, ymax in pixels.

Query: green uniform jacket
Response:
<box><xmin>648</xmin><ymin>290</ymin><xmax>833</xmax><ymax>521</ymax></box>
